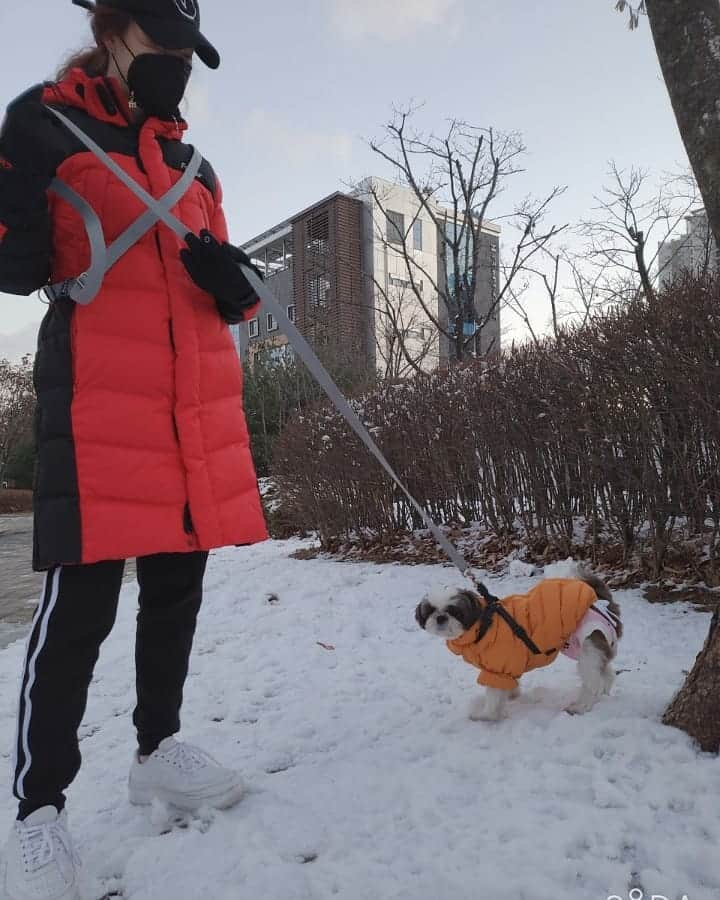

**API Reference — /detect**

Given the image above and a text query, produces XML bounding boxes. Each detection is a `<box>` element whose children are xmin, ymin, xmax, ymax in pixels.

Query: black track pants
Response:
<box><xmin>12</xmin><ymin>551</ymin><xmax>208</xmax><ymax>819</ymax></box>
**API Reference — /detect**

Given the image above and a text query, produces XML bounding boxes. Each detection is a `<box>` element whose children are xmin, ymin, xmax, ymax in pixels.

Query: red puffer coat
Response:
<box><xmin>0</xmin><ymin>69</ymin><xmax>268</xmax><ymax>570</ymax></box>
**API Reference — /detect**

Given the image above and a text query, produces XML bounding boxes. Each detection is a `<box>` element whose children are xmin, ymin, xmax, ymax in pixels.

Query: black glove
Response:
<box><xmin>0</xmin><ymin>164</ymin><xmax>51</xmax><ymax>229</ymax></box>
<box><xmin>180</xmin><ymin>230</ymin><xmax>263</xmax><ymax>324</ymax></box>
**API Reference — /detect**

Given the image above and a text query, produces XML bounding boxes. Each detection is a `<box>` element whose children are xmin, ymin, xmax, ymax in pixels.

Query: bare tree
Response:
<box><xmin>563</xmin><ymin>252</ymin><xmax>617</xmax><ymax>328</ymax></box>
<box><xmin>580</xmin><ymin>163</ymin><xmax>700</xmax><ymax>303</ymax></box>
<box><xmin>504</xmin><ymin>246</ymin><xmax>644</xmax><ymax>345</ymax></box>
<box><xmin>503</xmin><ymin>248</ymin><xmax>563</xmax><ymax>347</ymax></box>
<box><xmin>362</xmin><ymin>108</ymin><xmax>565</xmax><ymax>365</ymax></box>
<box><xmin>374</xmin><ymin>285</ymin><xmax>437</xmax><ymax>379</ymax></box>
<box><xmin>504</xmin><ymin>279</ymin><xmax>546</xmax><ymax>349</ymax></box>
<box><xmin>502</xmin><ymin>167</ymin><xmax>700</xmax><ymax>345</ymax></box>
<box><xmin>0</xmin><ymin>356</ymin><xmax>34</xmax><ymax>485</ymax></box>
<box><xmin>615</xmin><ymin>0</ymin><xmax>646</xmax><ymax>28</ymax></box>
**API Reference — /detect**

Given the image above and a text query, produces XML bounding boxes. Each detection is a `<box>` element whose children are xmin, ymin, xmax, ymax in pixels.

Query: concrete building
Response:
<box><xmin>658</xmin><ymin>209</ymin><xmax>719</xmax><ymax>289</ymax></box>
<box><xmin>232</xmin><ymin>178</ymin><xmax>501</xmax><ymax>373</ymax></box>
<box><xmin>357</xmin><ymin>177</ymin><xmax>501</xmax><ymax>371</ymax></box>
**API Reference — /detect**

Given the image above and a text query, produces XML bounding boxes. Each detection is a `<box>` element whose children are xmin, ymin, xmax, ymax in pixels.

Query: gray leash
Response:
<box><xmin>240</xmin><ymin>275</ymin><xmax>475</xmax><ymax>579</ymax></box>
<box><xmin>44</xmin><ymin>105</ymin><xmax>481</xmax><ymax>588</ymax></box>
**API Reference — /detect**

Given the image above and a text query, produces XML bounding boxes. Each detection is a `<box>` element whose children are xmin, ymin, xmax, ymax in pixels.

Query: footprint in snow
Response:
<box><xmin>265</xmin><ymin>757</ymin><xmax>296</xmax><ymax>774</ymax></box>
<box><xmin>150</xmin><ymin>798</ymin><xmax>215</xmax><ymax>835</ymax></box>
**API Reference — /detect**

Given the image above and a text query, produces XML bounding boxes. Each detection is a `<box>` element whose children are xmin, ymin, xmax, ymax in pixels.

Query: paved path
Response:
<box><xmin>0</xmin><ymin>514</ymin><xmax>136</xmax><ymax>650</ymax></box>
<box><xmin>0</xmin><ymin>515</ymin><xmax>42</xmax><ymax>650</ymax></box>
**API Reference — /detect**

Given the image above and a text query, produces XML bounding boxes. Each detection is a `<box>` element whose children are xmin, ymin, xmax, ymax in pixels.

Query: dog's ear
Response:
<box><xmin>447</xmin><ymin>590</ymin><xmax>483</xmax><ymax>631</ymax></box>
<box><xmin>415</xmin><ymin>599</ymin><xmax>433</xmax><ymax>630</ymax></box>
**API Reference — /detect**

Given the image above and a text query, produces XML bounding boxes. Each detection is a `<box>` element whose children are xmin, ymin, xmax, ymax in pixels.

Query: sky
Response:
<box><xmin>0</xmin><ymin>0</ymin><xmax>689</xmax><ymax>345</ymax></box>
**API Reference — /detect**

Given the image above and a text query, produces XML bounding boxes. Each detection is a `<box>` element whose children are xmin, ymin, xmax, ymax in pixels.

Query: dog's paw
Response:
<box><xmin>565</xmin><ymin>698</ymin><xmax>594</xmax><ymax>716</ymax></box>
<box><xmin>602</xmin><ymin>669</ymin><xmax>616</xmax><ymax>696</ymax></box>
<box><xmin>468</xmin><ymin>698</ymin><xmax>504</xmax><ymax>722</ymax></box>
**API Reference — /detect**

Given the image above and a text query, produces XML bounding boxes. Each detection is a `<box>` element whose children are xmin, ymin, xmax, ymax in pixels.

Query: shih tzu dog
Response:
<box><xmin>415</xmin><ymin>570</ymin><xmax>622</xmax><ymax>721</ymax></box>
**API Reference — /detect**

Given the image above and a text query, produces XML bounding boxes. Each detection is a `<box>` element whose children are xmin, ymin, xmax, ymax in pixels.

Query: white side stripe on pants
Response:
<box><xmin>11</xmin><ymin>571</ymin><xmax>49</xmax><ymax>783</ymax></box>
<box><xmin>14</xmin><ymin>567</ymin><xmax>62</xmax><ymax>800</ymax></box>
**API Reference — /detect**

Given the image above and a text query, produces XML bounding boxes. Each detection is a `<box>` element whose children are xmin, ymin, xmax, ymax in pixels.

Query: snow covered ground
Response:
<box><xmin>0</xmin><ymin>539</ymin><xmax>718</xmax><ymax>900</ymax></box>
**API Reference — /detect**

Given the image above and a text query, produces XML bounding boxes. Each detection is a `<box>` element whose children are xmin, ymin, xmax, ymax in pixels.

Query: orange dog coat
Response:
<box><xmin>446</xmin><ymin>579</ymin><xmax>598</xmax><ymax>690</ymax></box>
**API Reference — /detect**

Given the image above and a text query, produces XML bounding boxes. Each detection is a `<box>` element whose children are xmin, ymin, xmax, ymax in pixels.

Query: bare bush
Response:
<box><xmin>0</xmin><ymin>355</ymin><xmax>34</xmax><ymax>486</ymax></box>
<box><xmin>273</xmin><ymin>277</ymin><xmax>720</xmax><ymax>581</ymax></box>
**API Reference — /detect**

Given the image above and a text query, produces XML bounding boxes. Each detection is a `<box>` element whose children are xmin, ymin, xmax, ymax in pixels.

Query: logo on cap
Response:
<box><xmin>174</xmin><ymin>0</ymin><xmax>197</xmax><ymax>20</ymax></box>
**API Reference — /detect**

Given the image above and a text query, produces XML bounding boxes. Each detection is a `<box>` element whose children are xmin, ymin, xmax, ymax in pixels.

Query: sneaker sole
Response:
<box><xmin>128</xmin><ymin>778</ymin><xmax>246</xmax><ymax>812</ymax></box>
<box><xmin>1</xmin><ymin>860</ymin><xmax>81</xmax><ymax>900</ymax></box>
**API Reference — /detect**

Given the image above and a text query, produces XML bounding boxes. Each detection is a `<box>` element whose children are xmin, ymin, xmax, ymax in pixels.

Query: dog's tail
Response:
<box><xmin>578</xmin><ymin>567</ymin><xmax>611</xmax><ymax>602</ymax></box>
<box><xmin>578</xmin><ymin>566</ymin><xmax>623</xmax><ymax>641</ymax></box>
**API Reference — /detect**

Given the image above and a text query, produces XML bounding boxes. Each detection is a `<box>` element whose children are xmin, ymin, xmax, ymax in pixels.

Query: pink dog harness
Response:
<box><xmin>561</xmin><ymin>602</ymin><xmax>619</xmax><ymax>661</ymax></box>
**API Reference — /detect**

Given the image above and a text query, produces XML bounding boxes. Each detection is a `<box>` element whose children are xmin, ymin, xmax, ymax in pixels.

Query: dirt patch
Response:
<box><xmin>643</xmin><ymin>584</ymin><xmax>720</xmax><ymax>613</ymax></box>
<box><xmin>0</xmin><ymin>490</ymin><xmax>32</xmax><ymax>515</ymax></box>
<box><xmin>289</xmin><ymin>524</ymin><xmax>720</xmax><ymax>599</ymax></box>
<box><xmin>292</xmin><ymin>528</ymin><xmax>602</xmax><ymax>574</ymax></box>
<box><xmin>291</xmin><ymin>529</ymin><xmax>523</xmax><ymax>568</ymax></box>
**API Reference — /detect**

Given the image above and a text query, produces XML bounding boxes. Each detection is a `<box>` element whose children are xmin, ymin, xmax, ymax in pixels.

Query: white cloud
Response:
<box><xmin>239</xmin><ymin>109</ymin><xmax>355</xmax><ymax>164</ymax></box>
<box><xmin>326</xmin><ymin>0</ymin><xmax>460</xmax><ymax>40</ymax></box>
<box><xmin>0</xmin><ymin>321</ymin><xmax>39</xmax><ymax>362</ymax></box>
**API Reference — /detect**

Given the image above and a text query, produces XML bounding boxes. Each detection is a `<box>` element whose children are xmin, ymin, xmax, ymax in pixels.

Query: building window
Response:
<box><xmin>386</xmin><ymin>210</ymin><xmax>405</xmax><ymax>246</ymax></box>
<box><xmin>306</xmin><ymin>212</ymin><xmax>329</xmax><ymax>258</ymax></box>
<box><xmin>308</xmin><ymin>275</ymin><xmax>330</xmax><ymax>306</ymax></box>
<box><xmin>267</xmin><ymin>313</ymin><xmax>278</xmax><ymax>332</ymax></box>
<box><xmin>413</xmin><ymin>219</ymin><xmax>423</xmax><ymax>251</ymax></box>
<box><xmin>288</xmin><ymin>305</ymin><xmax>296</xmax><ymax>323</ymax></box>
<box><xmin>389</xmin><ymin>274</ymin><xmax>423</xmax><ymax>293</ymax></box>
<box><xmin>248</xmin><ymin>318</ymin><xmax>259</xmax><ymax>339</ymax></box>
<box><xmin>389</xmin><ymin>274</ymin><xmax>411</xmax><ymax>291</ymax></box>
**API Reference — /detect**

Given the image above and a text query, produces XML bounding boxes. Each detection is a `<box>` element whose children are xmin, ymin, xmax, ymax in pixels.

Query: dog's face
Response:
<box><xmin>415</xmin><ymin>588</ymin><xmax>483</xmax><ymax>640</ymax></box>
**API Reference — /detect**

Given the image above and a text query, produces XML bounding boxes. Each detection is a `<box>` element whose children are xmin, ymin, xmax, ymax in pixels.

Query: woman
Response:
<box><xmin>0</xmin><ymin>2</ymin><xmax>268</xmax><ymax>897</ymax></box>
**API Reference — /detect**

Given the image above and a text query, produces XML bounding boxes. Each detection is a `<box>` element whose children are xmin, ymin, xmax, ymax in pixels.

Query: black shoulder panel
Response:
<box><xmin>1</xmin><ymin>84</ymin><xmax>69</xmax><ymax>166</ymax></box>
<box><xmin>158</xmin><ymin>138</ymin><xmax>218</xmax><ymax>199</ymax></box>
<box><xmin>2</xmin><ymin>84</ymin><xmax>139</xmax><ymax>172</ymax></box>
<box><xmin>197</xmin><ymin>156</ymin><xmax>218</xmax><ymax>199</ymax></box>
<box><xmin>3</xmin><ymin>86</ymin><xmax>217</xmax><ymax>196</ymax></box>
<box><xmin>52</xmin><ymin>105</ymin><xmax>139</xmax><ymax>159</ymax></box>
<box><xmin>5</xmin><ymin>83</ymin><xmax>46</xmax><ymax>116</ymax></box>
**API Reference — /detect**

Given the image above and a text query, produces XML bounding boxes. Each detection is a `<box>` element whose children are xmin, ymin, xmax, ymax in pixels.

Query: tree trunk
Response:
<box><xmin>663</xmin><ymin>609</ymin><xmax>720</xmax><ymax>752</ymax></box>
<box><xmin>640</xmin><ymin>0</ymin><xmax>720</xmax><ymax>752</ymax></box>
<box><xmin>644</xmin><ymin>0</ymin><xmax>720</xmax><ymax>250</ymax></box>
<box><xmin>633</xmin><ymin>231</ymin><xmax>655</xmax><ymax>301</ymax></box>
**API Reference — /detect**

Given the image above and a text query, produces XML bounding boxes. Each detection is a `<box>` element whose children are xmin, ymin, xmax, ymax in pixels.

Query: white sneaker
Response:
<box><xmin>2</xmin><ymin>807</ymin><xmax>80</xmax><ymax>900</ymax></box>
<box><xmin>128</xmin><ymin>737</ymin><xmax>246</xmax><ymax>811</ymax></box>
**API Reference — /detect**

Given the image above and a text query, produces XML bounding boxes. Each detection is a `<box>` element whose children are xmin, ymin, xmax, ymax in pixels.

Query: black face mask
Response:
<box><xmin>124</xmin><ymin>52</ymin><xmax>192</xmax><ymax>120</ymax></box>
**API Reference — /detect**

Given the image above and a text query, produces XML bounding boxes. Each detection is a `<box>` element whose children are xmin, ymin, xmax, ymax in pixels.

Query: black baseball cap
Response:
<box><xmin>73</xmin><ymin>0</ymin><xmax>220</xmax><ymax>69</ymax></box>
